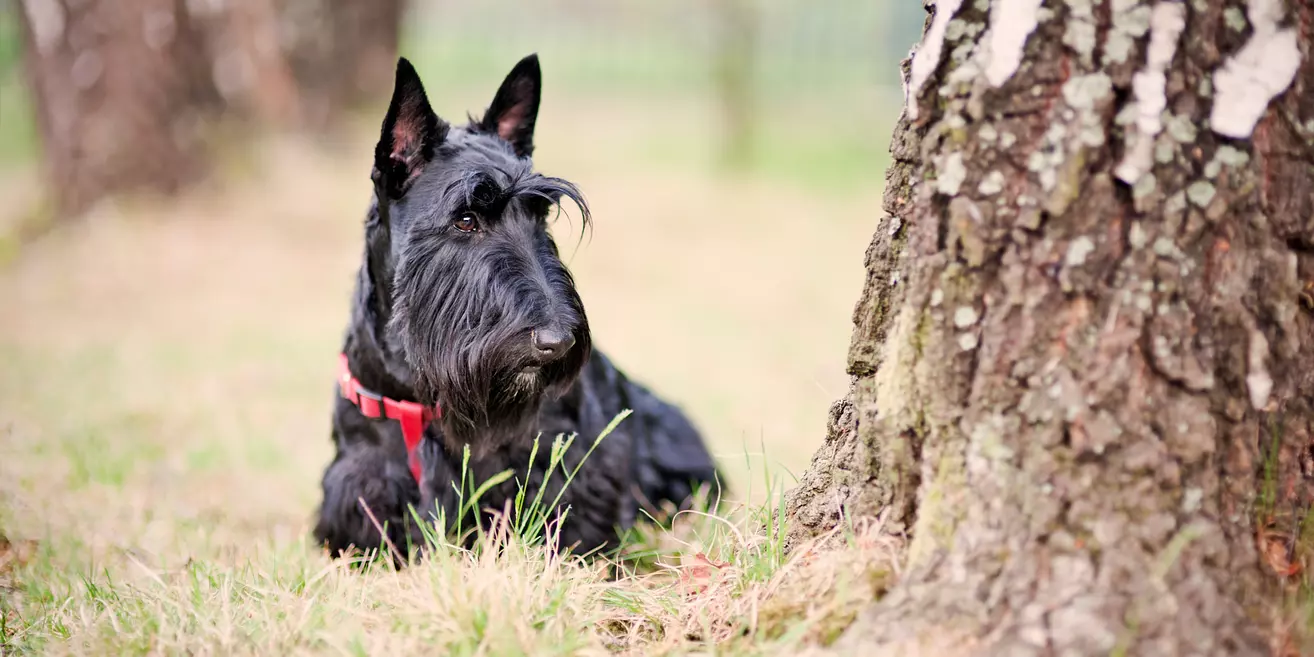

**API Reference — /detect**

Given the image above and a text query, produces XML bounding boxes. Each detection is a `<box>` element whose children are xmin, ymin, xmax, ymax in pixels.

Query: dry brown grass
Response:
<box><xmin>0</xmin><ymin>94</ymin><xmax>894</xmax><ymax>654</ymax></box>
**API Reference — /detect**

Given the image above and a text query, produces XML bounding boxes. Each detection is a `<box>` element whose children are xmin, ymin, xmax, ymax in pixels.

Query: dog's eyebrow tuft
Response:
<box><xmin>443</xmin><ymin>166</ymin><xmax>591</xmax><ymax>230</ymax></box>
<box><xmin>507</xmin><ymin>172</ymin><xmax>591</xmax><ymax>229</ymax></box>
<box><xmin>443</xmin><ymin>170</ymin><xmax>502</xmax><ymax>210</ymax></box>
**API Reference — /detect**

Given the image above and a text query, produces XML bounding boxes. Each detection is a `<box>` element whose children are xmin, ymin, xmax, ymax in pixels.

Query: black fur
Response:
<box><xmin>313</xmin><ymin>54</ymin><xmax>722</xmax><ymax>561</ymax></box>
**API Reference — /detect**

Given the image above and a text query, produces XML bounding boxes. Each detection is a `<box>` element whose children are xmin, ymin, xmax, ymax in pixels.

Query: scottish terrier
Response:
<box><xmin>313</xmin><ymin>54</ymin><xmax>721</xmax><ymax>562</ymax></box>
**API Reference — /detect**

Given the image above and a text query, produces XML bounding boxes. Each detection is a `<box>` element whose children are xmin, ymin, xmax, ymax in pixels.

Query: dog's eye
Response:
<box><xmin>452</xmin><ymin>212</ymin><xmax>480</xmax><ymax>233</ymax></box>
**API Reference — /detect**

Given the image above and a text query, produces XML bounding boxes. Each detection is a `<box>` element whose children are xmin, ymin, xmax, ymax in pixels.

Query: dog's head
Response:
<box><xmin>368</xmin><ymin>55</ymin><xmax>592</xmax><ymax>454</ymax></box>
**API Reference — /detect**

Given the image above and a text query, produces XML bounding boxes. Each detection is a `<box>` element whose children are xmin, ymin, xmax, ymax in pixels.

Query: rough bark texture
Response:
<box><xmin>17</xmin><ymin>0</ymin><xmax>220</xmax><ymax>217</ymax></box>
<box><xmin>786</xmin><ymin>0</ymin><xmax>1314</xmax><ymax>654</ymax></box>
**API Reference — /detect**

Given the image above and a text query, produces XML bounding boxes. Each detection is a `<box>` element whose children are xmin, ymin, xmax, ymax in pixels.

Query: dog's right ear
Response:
<box><xmin>373</xmin><ymin>58</ymin><xmax>448</xmax><ymax>200</ymax></box>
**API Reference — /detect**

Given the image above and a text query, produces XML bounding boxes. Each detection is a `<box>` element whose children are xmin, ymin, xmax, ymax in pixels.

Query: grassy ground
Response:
<box><xmin>0</xmin><ymin>86</ymin><xmax>900</xmax><ymax>654</ymax></box>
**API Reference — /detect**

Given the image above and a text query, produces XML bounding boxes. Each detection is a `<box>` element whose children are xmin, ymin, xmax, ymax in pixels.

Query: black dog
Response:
<box><xmin>313</xmin><ymin>54</ymin><xmax>721</xmax><ymax>562</ymax></box>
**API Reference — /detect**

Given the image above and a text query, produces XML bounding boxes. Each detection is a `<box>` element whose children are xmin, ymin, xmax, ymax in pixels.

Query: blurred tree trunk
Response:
<box><xmin>15</xmin><ymin>0</ymin><xmax>220</xmax><ymax>217</ymax></box>
<box><xmin>16</xmin><ymin>0</ymin><xmax>405</xmax><ymax>218</ymax></box>
<box><xmin>279</xmin><ymin>0</ymin><xmax>404</xmax><ymax>129</ymax></box>
<box><xmin>711</xmin><ymin>0</ymin><xmax>757</xmax><ymax>168</ymax></box>
<box><xmin>786</xmin><ymin>0</ymin><xmax>1314</xmax><ymax>655</ymax></box>
<box><xmin>190</xmin><ymin>0</ymin><xmax>303</xmax><ymax>127</ymax></box>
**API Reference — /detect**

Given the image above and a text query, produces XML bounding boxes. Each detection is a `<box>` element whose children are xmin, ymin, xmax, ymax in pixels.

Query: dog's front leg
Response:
<box><xmin>413</xmin><ymin>436</ymin><xmax>461</xmax><ymax>543</ymax></box>
<box><xmin>313</xmin><ymin>446</ymin><xmax>423</xmax><ymax>565</ymax></box>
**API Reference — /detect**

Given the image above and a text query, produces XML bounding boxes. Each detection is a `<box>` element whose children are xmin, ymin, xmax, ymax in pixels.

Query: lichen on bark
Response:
<box><xmin>784</xmin><ymin>0</ymin><xmax>1314</xmax><ymax>654</ymax></box>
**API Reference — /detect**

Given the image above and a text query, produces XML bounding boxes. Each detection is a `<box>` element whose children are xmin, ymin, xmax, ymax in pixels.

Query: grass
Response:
<box><xmin>0</xmin><ymin>400</ymin><xmax>899</xmax><ymax>654</ymax></box>
<box><xmin>0</xmin><ymin>475</ymin><xmax>899</xmax><ymax>655</ymax></box>
<box><xmin>0</xmin><ymin>79</ymin><xmax>895</xmax><ymax>652</ymax></box>
<box><xmin>1254</xmin><ymin>417</ymin><xmax>1314</xmax><ymax>656</ymax></box>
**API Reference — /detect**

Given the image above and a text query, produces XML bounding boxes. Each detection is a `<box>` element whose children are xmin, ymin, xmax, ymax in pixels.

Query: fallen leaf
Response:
<box><xmin>1256</xmin><ymin>527</ymin><xmax>1301</xmax><ymax>578</ymax></box>
<box><xmin>0</xmin><ymin>536</ymin><xmax>37</xmax><ymax>572</ymax></box>
<box><xmin>678</xmin><ymin>553</ymin><xmax>731</xmax><ymax>595</ymax></box>
<box><xmin>0</xmin><ymin>535</ymin><xmax>39</xmax><ymax>590</ymax></box>
<box><xmin>693</xmin><ymin>552</ymin><xmax>730</xmax><ymax>569</ymax></box>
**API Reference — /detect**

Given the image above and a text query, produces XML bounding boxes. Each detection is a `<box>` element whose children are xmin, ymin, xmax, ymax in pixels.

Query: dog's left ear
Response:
<box><xmin>480</xmin><ymin>53</ymin><xmax>541</xmax><ymax>157</ymax></box>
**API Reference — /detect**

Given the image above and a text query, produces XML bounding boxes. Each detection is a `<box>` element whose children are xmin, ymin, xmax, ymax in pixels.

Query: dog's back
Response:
<box><xmin>614</xmin><ymin>364</ymin><xmax>722</xmax><ymax>523</ymax></box>
<box><xmin>559</xmin><ymin>350</ymin><xmax>722</xmax><ymax>527</ymax></box>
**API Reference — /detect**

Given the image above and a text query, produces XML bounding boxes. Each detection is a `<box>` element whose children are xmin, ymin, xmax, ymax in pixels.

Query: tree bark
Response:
<box><xmin>786</xmin><ymin>1</ymin><xmax>1314</xmax><ymax>654</ymax></box>
<box><xmin>16</xmin><ymin>0</ymin><xmax>220</xmax><ymax>217</ymax></box>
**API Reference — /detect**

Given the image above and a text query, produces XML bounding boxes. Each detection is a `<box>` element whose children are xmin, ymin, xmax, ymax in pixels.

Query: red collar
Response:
<box><xmin>337</xmin><ymin>354</ymin><xmax>440</xmax><ymax>483</ymax></box>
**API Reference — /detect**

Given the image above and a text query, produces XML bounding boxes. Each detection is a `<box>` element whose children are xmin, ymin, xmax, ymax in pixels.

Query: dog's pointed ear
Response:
<box><xmin>374</xmin><ymin>58</ymin><xmax>447</xmax><ymax>200</ymax></box>
<box><xmin>479</xmin><ymin>53</ymin><xmax>540</xmax><ymax>157</ymax></box>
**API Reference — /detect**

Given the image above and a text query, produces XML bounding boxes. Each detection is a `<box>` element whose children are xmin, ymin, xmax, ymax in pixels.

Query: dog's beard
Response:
<box><xmin>445</xmin><ymin>377</ymin><xmax>544</xmax><ymax>456</ymax></box>
<box><xmin>428</xmin><ymin>349</ymin><xmax>585</xmax><ymax>457</ymax></box>
<box><xmin>392</xmin><ymin>301</ymin><xmax>588</xmax><ymax>458</ymax></box>
<box><xmin>390</xmin><ymin>235</ymin><xmax>592</xmax><ymax>457</ymax></box>
<box><xmin>509</xmin><ymin>369</ymin><xmax>544</xmax><ymax>395</ymax></box>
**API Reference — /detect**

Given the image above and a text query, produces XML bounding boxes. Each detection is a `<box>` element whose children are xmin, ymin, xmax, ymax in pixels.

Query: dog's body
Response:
<box><xmin>312</xmin><ymin>55</ymin><xmax>720</xmax><ymax>560</ymax></box>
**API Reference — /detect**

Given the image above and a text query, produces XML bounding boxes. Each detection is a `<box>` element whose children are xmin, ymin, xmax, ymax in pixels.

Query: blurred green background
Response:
<box><xmin>0</xmin><ymin>7</ymin><xmax>36</xmax><ymax>163</ymax></box>
<box><xmin>0</xmin><ymin>0</ymin><xmax>923</xmax><ymax>186</ymax></box>
<box><xmin>400</xmin><ymin>0</ymin><xmax>919</xmax><ymax>189</ymax></box>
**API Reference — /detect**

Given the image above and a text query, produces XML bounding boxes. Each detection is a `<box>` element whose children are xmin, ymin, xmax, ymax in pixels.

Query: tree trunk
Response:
<box><xmin>712</xmin><ymin>0</ymin><xmax>758</xmax><ymax>167</ymax></box>
<box><xmin>786</xmin><ymin>0</ymin><xmax>1314</xmax><ymax>654</ymax></box>
<box><xmin>16</xmin><ymin>0</ymin><xmax>220</xmax><ymax>217</ymax></box>
<box><xmin>189</xmin><ymin>0</ymin><xmax>304</xmax><ymax>127</ymax></box>
<box><xmin>279</xmin><ymin>0</ymin><xmax>405</xmax><ymax>129</ymax></box>
<box><xmin>16</xmin><ymin>0</ymin><xmax>405</xmax><ymax>218</ymax></box>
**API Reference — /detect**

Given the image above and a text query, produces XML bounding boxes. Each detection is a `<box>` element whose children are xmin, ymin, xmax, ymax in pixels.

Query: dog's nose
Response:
<box><xmin>532</xmin><ymin>328</ymin><xmax>575</xmax><ymax>363</ymax></box>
